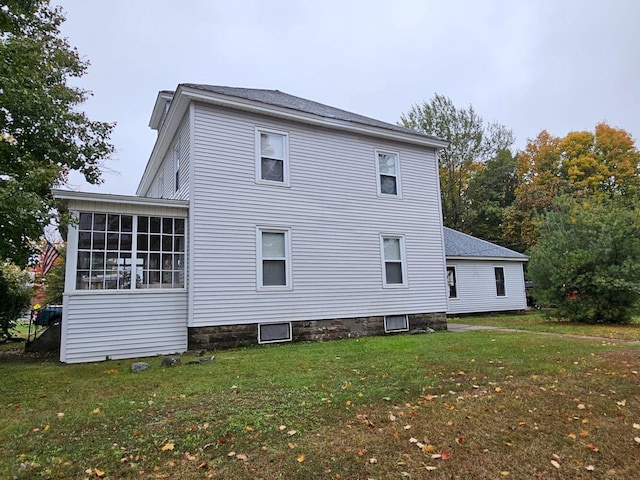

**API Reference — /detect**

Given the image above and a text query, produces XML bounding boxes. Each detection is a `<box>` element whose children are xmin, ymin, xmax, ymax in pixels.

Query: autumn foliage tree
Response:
<box><xmin>400</xmin><ymin>94</ymin><xmax>514</xmax><ymax>231</ymax></box>
<box><xmin>506</xmin><ymin>124</ymin><xmax>640</xmax><ymax>249</ymax></box>
<box><xmin>528</xmin><ymin>196</ymin><xmax>640</xmax><ymax>324</ymax></box>
<box><xmin>0</xmin><ymin>0</ymin><xmax>114</xmax><ymax>266</ymax></box>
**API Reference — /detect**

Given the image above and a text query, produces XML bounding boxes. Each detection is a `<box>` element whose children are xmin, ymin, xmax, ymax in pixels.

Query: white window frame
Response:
<box><xmin>256</xmin><ymin>128</ymin><xmax>290</xmax><ymax>187</ymax></box>
<box><xmin>380</xmin><ymin>234</ymin><xmax>408</xmax><ymax>288</ymax></box>
<box><xmin>494</xmin><ymin>266</ymin><xmax>507</xmax><ymax>297</ymax></box>
<box><xmin>173</xmin><ymin>139</ymin><xmax>180</xmax><ymax>192</ymax></box>
<box><xmin>446</xmin><ymin>266</ymin><xmax>458</xmax><ymax>299</ymax></box>
<box><xmin>384</xmin><ymin>315</ymin><xmax>409</xmax><ymax>333</ymax></box>
<box><xmin>375</xmin><ymin>149</ymin><xmax>402</xmax><ymax>198</ymax></box>
<box><xmin>258</xmin><ymin>322</ymin><xmax>293</xmax><ymax>344</ymax></box>
<box><xmin>257</xmin><ymin>227</ymin><xmax>292</xmax><ymax>290</ymax></box>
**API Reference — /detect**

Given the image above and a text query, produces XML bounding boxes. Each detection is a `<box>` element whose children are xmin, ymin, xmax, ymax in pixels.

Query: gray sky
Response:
<box><xmin>55</xmin><ymin>0</ymin><xmax>640</xmax><ymax>196</ymax></box>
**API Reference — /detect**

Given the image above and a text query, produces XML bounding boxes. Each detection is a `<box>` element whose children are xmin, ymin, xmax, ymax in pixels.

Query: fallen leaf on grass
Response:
<box><xmin>368</xmin><ymin>458</ymin><xmax>377</xmax><ymax>464</ymax></box>
<box><xmin>94</xmin><ymin>468</ymin><xmax>105</xmax><ymax>477</ymax></box>
<box><xmin>633</xmin><ymin>423</ymin><xmax>640</xmax><ymax>430</ymax></box>
<box><xmin>279</xmin><ymin>425</ymin><xmax>286</xmax><ymax>431</ymax></box>
<box><xmin>161</xmin><ymin>443</ymin><xmax>175</xmax><ymax>452</ymax></box>
<box><xmin>287</xmin><ymin>430</ymin><xmax>297</xmax><ymax>436</ymax></box>
<box><xmin>44</xmin><ymin>424</ymin><xmax>50</xmax><ymax>431</ymax></box>
<box><xmin>92</xmin><ymin>408</ymin><xmax>101</xmax><ymax>415</ymax></box>
<box><xmin>577</xmin><ymin>404</ymin><xmax>586</xmax><ymax>410</ymax></box>
<box><xmin>57</xmin><ymin>412</ymin><xmax>64</xmax><ymax>418</ymax></box>
<box><xmin>106</xmin><ymin>369</ymin><xmax>118</xmax><ymax>374</ymax></box>
<box><xmin>635</xmin><ymin>437</ymin><xmax>640</xmax><ymax>444</ymax></box>
<box><xmin>568</xmin><ymin>433</ymin><xmax>577</xmax><ymax>439</ymax></box>
<box><xmin>551</xmin><ymin>460</ymin><xmax>560</xmax><ymax>469</ymax></box>
<box><xmin>424</xmin><ymin>465</ymin><xmax>437</xmax><ymax>471</ymax></box>
<box><xmin>587</xmin><ymin>443</ymin><xmax>599</xmax><ymax>452</ymax></box>
<box><xmin>580</xmin><ymin>430</ymin><xmax>589</xmax><ymax>437</ymax></box>
<box><xmin>617</xmin><ymin>399</ymin><xmax>626</xmax><ymax>407</ymax></box>
<box><xmin>585</xmin><ymin>465</ymin><xmax>595</xmax><ymax>471</ymax></box>
<box><xmin>288</xmin><ymin>442</ymin><xmax>296</xmax><ymax>449</ymax></box>
<box><xmin>500</xmin><ymin>472</ymin><xmax>510</xmax><ymax>476</ymax></box>
<box><xmin>236</xmin><ymin>454</ymin><xmax>248</xmax><ymax>462</ymax></box>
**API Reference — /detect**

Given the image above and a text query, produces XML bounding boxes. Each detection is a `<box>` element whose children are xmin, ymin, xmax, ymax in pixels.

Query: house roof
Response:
<box><xmin>182</xmin><ymin>84</ymin><xmax>445</xmax><ymax>142</ymax></box>
<box><xmin>443</xmin><ymin>227</ymin><xmax>527</xmax><ymax>261</ymax></box>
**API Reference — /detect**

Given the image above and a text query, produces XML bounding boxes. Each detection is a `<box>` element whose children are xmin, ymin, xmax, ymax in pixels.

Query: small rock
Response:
<box><xmin>187</xmin><ymin>355</ymin><xmax>215</xmax><ymax>365</ymax></box>
<box><xmin>161</xmin><ymin>355</ymin><xmax>182</xmax><ymax>367</ymax></box>
<box><xmin>131</xmin><ymin>362</ymin><xmax>150</xmax><ymax>372</ymax></box>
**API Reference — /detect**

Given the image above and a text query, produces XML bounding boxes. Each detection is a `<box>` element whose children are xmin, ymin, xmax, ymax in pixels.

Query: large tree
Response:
<box><xmin>528</xmin><ymin>196</ymin><xmax>640</xmax><ymax>324</ymax></box>
<box><xmin>0</xmin><ymin>0</ymin><xmax>114</xmax><ymax>266</ymax></box>
<box><xmin>400</xmin><ymin>94</ymin><xmax>514</xmax><ymax>231</ymax></box>
<box><xmin>0</xmin><ymin>261</ymin><xmax>32</xmax><ymax>341</ymax></box>
<box><xmin>505</xmin><ymin>124</ymin><xmax>640</xmax><ymax>250</ymax></box>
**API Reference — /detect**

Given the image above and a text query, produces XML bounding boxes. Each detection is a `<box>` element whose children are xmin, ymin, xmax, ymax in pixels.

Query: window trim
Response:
<box><xmin>380</xmin><ymin>234</ymin><xmax>408</xmax><ymax>288</ymax></box>
<box><xmin>258</xmin><ymin>322</ymin><xmax>293</xmax><ymax>344</ymax></box>
<box><xmin>255</xmin><ymin>127</ymin><xmax>290</xmax><ymax>187</ymax></box>
<box><xmin>375</xmin><ymin>149</ymin><xmax>402</xmax><ymax>198</ymax></box>
<box><xmin>446</xmin><ymin>266</ymin><xmax>458</xmax><ymax>299</ymax></box>
<box><xmin>494</xmin><ymin>266</ymin><xmax>507</xmax><ymax>297</ymax></box>
<box><xmin>384</xmin><ymin>315</ymin><xmax>409</xmax><ymax>333</ymax></box>
<box><xmin>257</xmin><ymin>227</ymin><xmax>292</xmax><ymax>290</ymax></box>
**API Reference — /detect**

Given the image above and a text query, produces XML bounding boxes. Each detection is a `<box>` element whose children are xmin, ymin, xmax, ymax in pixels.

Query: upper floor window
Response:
<box><xmin>381</xmin><ymin>235</ymin><xmax>407</xmax><ymax>287</ymax></box>
<box><xmin>494</xmin><ymin>267</ymin><xmax>506</xmax><ymax>297</ymax></box>
<box><xmin>376</xmin><ymin>150</ymin><xmax>401</xmax><ymax>197</ymax></box>
<box><xmin>257</xmin><ymin>129</ymin><xmax>289</xmax><ymax>186</ymax></box>
<box><xmin>173</xmin><ymin>140</ymin><xmax>180</xmax><ymax>192</ymax></box>
<box><xmin>258</xmin><ymin>227</ymin><xmax>291</xmax><ymax>289</ymax></box>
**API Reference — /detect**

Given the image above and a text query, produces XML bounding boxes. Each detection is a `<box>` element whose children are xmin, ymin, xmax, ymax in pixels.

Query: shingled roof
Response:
<box><xmin>444</xmin><ymin>227</ymin><xmax>527</xmax><ymax>260</ymax></box>
<box><xmin>182</xmin><ymin>84</ymin><xmax>444</xmax><ymax>142</ymax></box>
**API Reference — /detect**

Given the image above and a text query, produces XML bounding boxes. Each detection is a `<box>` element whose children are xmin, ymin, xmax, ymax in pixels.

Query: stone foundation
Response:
<box><xmin>188</xmin><ymin>312</ymin><xmax>447</xmax><ymax>350</ymax></box>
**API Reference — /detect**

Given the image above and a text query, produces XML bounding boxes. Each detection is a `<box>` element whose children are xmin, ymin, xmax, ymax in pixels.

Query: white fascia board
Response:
<box><xmin>52</xmin><ymin>189</ymin><xmax>189</xmax><ymax>209</ymax></box>
<box><xmin>446</xmin><ymin>255</ymin><xmax>529</xmax><ymax>262</ymax></box>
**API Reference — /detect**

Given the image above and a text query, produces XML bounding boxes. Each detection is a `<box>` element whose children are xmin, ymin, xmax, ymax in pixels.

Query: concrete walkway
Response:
<box><xmin>447</xmin><ymin>323</ymin><xmax>640</xmax><ymax>345</ymax></box>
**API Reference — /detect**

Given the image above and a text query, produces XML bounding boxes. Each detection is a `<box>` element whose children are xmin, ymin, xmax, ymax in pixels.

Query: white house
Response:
<box><xmin>444</xmin><ymin>227</ymin><xmax>528</xmax><ymax>315</ymax></box>
<box><xmin>53</xmin><ymin>84</ymin><xmax>452</xmax><ymax>363</ymax></box>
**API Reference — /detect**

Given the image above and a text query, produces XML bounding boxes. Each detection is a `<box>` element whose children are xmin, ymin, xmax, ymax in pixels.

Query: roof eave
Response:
<box><xmin>446</xmin><ymin>255</ymin><xmax>528</xmax><ymax>262</ymax></box>
<box><xmin>52</xmin><ymin>189</ymin><xmax>189</xmax><ymax>209</ymax></box>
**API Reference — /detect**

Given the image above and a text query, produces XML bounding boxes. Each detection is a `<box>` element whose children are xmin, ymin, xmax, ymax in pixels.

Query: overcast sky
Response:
<box><xmin>54</xmin><ymin>0</ymin><xmax>640</xmax><ymax>196</ymax></box>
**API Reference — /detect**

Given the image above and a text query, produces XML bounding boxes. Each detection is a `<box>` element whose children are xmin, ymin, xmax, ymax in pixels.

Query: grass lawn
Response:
<box><xmin>451</xmin><ymin>311</ymin><xmax>640</xmax><ymax>342</ymax></box>
<box><xmin>1</xmin><ymin>329</ymin><xmax>639</xmax><ymax>479</ymax></box>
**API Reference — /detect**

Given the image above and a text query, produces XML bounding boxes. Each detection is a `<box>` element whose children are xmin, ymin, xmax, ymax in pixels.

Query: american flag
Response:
<box><xmin>42</xmin><ymin>241</ymin><xmax>60</xmax><ymax>276</ymax></box>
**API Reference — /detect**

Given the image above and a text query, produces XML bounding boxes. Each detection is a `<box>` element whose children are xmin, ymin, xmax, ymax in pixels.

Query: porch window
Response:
<box><xmin>75</xmin><ymin>212</ymin><xmax>185</xmax><ymax>290</ymax></box>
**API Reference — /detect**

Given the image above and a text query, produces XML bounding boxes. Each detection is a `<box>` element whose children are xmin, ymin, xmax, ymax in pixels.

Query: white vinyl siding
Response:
<box><xmin>190</xmin><ymin>104</ymin><xmax>447</xmax><ymax>327</ymax></box>
<box><xmin>60</xmin><ymin>291</ymin><xmax>188</xmax><ymax>363</ymax></box>
<box><xmin>446</xmin><ymin>260</ymin><xmax>527</xmax><ymax>315</ymax></box>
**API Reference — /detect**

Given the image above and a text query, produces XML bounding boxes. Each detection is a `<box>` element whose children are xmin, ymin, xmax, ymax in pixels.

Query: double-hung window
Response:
<box><xmin>257</xmin><ymin>129</ymin><xmax>289</xmax><ymax>185</ymax></box>
<box><xmin>258</xmin><ymin>228</ymin><xmax>291</xmax><ymax>289</ymax></box>
<box><xmin>381</xmin><ymin>235</ymin><xmax>407</xmax><ymax>287</ymax></box>
<box><xmin>494</xmin><ymin>267</ymin><xmax>506</xmax><ymax>297</ymax></box>
<box><xmin>376</xmin><ymin>150</ymin><xmax>401</xmax><ymax>197</ymax></box>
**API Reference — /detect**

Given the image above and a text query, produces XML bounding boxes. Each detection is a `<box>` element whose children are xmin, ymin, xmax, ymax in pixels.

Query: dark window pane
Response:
<box><xmin>79</xmin><ymin>212</ymin><xmax>92</xmax><ymax>230</ymax></box>
<box><xmin>149</xmin><ymin>253</ymin><xmax>160</xmax><ymax>269</ymax></box>
<box><xmin>150</xmin><ymin>235</ymin><xmax>160</xmax><ymax>251</ymax></box>
<box><xmin>174</xmin><ymin>254</ymin><xmax>184</xmax><ymax>270</ymax></box>
<box><xmin>121</xmin><ymin>215</ymin><xmax>133</xmax><ymax>232</ymax></box>
<box><xmin>261</xmin><ymin>158</ymin><xmax>284</xmax><ymax>182</ymax></box>
<box><xmin>106</xmin><ymin>251</ymin><xmax>118</xmax><ymax>267</ymax></box>
<box><xmin>107</xmin><ymin>214</ymin><xmax>119</xmax><ymax>231</ymax></box>
<box><xmin>78</xmin><ymin>232</ymin><xmax>91</xmax><ymax>249</ymax></box>
<box><xmin>93</xmin><ymin>214</ymin><xmax>106</xmax><ymax>231</ymax></box>
<box><xmin>92</xmin><ymin>232</ymin><xmax>105</xmax><ymax>250</ymax></box>
<box><xmin>76</xmin><ymin>271</ymin><xmax>90</xmax><ymax>290</ymax></box>
<box><xmin>148</xmin><ymin>270</ymin><xmax>160</xmax><ymax>285</ymax></box>
<box><xmin>447</xmin><ymin>267</ymin><xmax>457</xmax><ymax>298</ymax></box>
<box><xmin>260</xmin><ymin>323</ymin><xmax>291</xmax><ymax>342</ymax></box>
<box><xmin>495</xmin><ymin>267</ymin><xmax>506</xmax><ymax>296</ymax></box>
<box><xmin>138</xmin><ymin>216</ymin><xmax>148</xmax><ymax>233</ymax></box>
<box><xmin>91</xmin><ymin>270</ymin><xmax>104</xmax><ymax>289</ymax></box>
<box><xmin>91</xmin><ymin>252</ymin><xmax>105</xmax><ymax>268</ymax></box>
<box><xmin>77</xmin><ymin>251</ymin><xmax>91</xmax><ymax>269</ymax></box>
<box><xmin>162</xmin><ymin>218</ymin><xmax>173</xmax><ymax>234</ymax></box>
<box><xmin>174</xmin><ymin>236</ymin><xmax>184</xmax><ymax>252</ymax></box>
<box><xmin>263</xmin><ymin>260</ymin><xmax>286</xmax><ymax>286</ymax></box>
<box><xmin>107</xmin><ymin>233</ymin><xmax>119</xmax><ymax>250</ymax></box>
<box><xmin>120</xmin><ymin>234</ymin><xmax>132</xmax><ymax>251</ymax></box>
<box><xmin>174</xmin><ymin>219</ymin><xmax>184</xmax><ymax>234</ymax></box>
<box><xmin>137</xmin><ymin>234</ymin><xmax>148</xmax><ymax>251</ymax></box>
<box><xmin>162</xmin><ymin>235</ymin><xmax>172</xmax><ymax>251</ymax></box>
<box><xmin>150</xmin><ymin>217</ymin><xmax>161</xmax><ymax>233</ymax></box>
<box><xmin>386</xmin><ymin>315</ymin><xmax>408</xmax><ymax>331</ymax></box>
<box><xmin>385</xmin><ymin>262</ymin><xmax>403</xmax><ymax>284</ymax></box>
<box><xmin>380</xmin><ymin>175</ymin><xmax>397</xmax><ymax>195</ymax></box>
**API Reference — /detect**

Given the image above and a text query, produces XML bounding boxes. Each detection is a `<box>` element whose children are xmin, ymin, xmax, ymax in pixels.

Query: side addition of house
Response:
<box><xmin>443</xmin><ymin>227</ymin><xmax>528</xmax><ymax>315</ymax></box>
<box><xmin>54</xmin><ymin>84</ymin><xmax>450</xmax><ymax>363</ymax></box>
